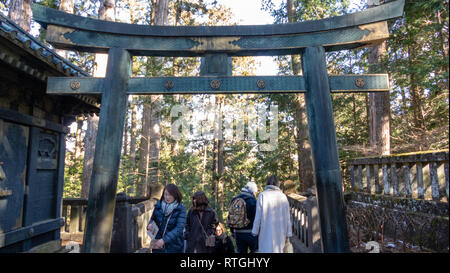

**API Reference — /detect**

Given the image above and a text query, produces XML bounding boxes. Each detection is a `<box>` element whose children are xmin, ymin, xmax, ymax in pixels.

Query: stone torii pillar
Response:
<box><xmin>302</xmin><ymin>47</ymin><xmax>350</xmax><ymax>252</ymax></box>
<box><xmin>82</xmin><ymin>47</ymin><xmax>131</xmax><ymax>253</ymax></box>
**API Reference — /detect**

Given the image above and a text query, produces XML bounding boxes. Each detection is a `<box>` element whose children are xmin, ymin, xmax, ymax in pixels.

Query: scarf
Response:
<box><xmin>264</xmin><ymin>185</ymin><xmax>281</xmax><ymax>191</ymax></box>
<box><xmin>161</xmin><ymin>200</ymin><xmax>179</xmax><ymax>216</ymax></box>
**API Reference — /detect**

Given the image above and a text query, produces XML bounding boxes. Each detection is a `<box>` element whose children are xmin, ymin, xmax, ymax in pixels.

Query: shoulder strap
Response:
<box><xmin>161</xmin><ymin>213</ymin><xmax>173</xmax><ymax>238</ymax></box>
<box><xmin>196</xmin><ymin>214</ymin><xmax>208</xmax><ymax>236</ymax></box>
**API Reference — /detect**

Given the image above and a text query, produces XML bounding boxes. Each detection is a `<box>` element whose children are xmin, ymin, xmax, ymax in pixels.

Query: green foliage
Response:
<box><xmin>159</xmin><ymin>140</ymin><xmax>204</xmax><ymax>207</ymax></box>
<box><xmin>385</xmin><ymin>0</ymin><xmax>449</xmax><ymax>152</ymax></box>
<box><xmin>117</xmin><ymin>155</ymin><xmax>137</xmax><ymax>196</ymax></box>
<box><xmin>40</xmin><ymin>0</ymin><xmax>58</xmax><ymax>9</ymax></box>
<box><xmin>63</xmin><ymin>151</ymin><xmax>83</xmax><ymax>198</ymax></box>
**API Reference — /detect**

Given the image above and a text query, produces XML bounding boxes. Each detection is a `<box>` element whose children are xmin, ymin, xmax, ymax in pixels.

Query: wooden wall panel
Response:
<box><xmin>0</xmin><ymin>121</ymin><xmax>29</xmax><ymax>233</ymax></box>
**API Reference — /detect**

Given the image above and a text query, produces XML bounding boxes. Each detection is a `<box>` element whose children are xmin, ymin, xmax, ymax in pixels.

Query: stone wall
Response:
<box><xmin>345</xmin><ymin>192</ymin><xmax>449</xmax><ymax>252</ymax></box>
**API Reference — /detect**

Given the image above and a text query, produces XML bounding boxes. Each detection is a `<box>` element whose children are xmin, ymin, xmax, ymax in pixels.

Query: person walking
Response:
<box><xmin>227</xmin><ymin>181</ymin><xmax>258</xmax><ymax>253</ymax></box>
<box><xmin>214</xmin><ymin>222</ymin><xmax>236</xmax><ymax>253</ymax></box>
<box><xmin>147</xmin><ymin>183</ymin><xmax>186</xmax><ymax>253</ymax></box>
<box><xmin>251</xmin><ymin>175</ymin><xmax>292</xmax><ymax>253</ymax></box>
<box><xmin>184</xmin><ymin>191</ymin><xmax>219</xmax><ymax>253</ymax></box>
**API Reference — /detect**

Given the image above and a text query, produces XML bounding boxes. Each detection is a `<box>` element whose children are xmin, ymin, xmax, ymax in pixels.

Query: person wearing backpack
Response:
<box><xmin>227</xmin><ymin>181</ymin><xmax>258</xmax><ymax>253</ymax></box>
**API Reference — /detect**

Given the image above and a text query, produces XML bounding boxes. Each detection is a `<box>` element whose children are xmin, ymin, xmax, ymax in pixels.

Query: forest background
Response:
<box><xmin>1</xmin><ymin>0</ymin><xmax>448</xmax><ymax>222</ymax></box>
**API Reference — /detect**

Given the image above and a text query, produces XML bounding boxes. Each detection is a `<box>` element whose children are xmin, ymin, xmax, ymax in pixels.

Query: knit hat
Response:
<box><xmin>242</xmin><ymin>181</ymin><xmax>258</xmax><ymax>194</ymax></box>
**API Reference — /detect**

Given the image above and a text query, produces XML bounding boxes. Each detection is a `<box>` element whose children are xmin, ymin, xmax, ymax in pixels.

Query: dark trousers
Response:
<box><xmin>234</xmin><ymin>232</ymin><xmax>258</xmax><ymax>253</ymax></box>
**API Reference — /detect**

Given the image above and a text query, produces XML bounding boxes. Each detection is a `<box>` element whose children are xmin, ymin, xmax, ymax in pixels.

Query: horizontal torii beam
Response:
<box><xmin>47</xmin><ymin>74</ymin><xmax>389</xmax><ymax>95</ymax></box>
<box><xmin>30</xmin><ymin>0</ymin><xmax>405</xmax><ymax>56</ymax></box>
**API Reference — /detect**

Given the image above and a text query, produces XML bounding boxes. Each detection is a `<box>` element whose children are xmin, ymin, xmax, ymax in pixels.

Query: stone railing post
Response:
<box><xmin>287</xmin><ymin>194</ymin><xmax>322</xmax><ymax>253</ymax></box>
<box><xmin>347</xmin><ymin>151</ymin><xmax>449</xmax><ymax>202</ymax></box>
<box><xmin>110</xmin><ymin>192</ymin><xmax>132</xmax><ymax>253</ymax></box>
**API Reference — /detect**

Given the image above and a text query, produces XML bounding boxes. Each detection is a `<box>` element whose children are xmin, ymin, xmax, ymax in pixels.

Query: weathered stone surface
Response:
<box><xmin>345</xmin><ymin>192</ymin><xmax>448</xmax><ymax>216</ymax></box>
<box><xmin>350</xmin><ymin>151</ymin><xmax>449</xmax><ymax>165</ymax></box>
<box><xmin>345</xmin><ymin>192</ymin><xmax>449</xmax><ymax>252</ymax></box>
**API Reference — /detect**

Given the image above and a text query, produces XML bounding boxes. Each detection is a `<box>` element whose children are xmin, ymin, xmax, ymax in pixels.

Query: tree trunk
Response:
<box><xmin>123</xmin><ymin>107</ymin><xmax>128</xmax><ymax>156</ymax></box>
<box><xmin>408</xmin><ymin>66</ymin><xmax>426</xmax><ymax>147</ymax></box>
<box><xmin>153</xmin><ymin>0</ymin><xmax>169</xmax><ymax>25</ymax></box>
<box><xmin>201</xmin><ymin>141</ymin><xmax>208</xmax><ymax>191</ymax></box>
<box><xmin>287</xmin><ymin>0</ymin><xmax>314</xmax><ymax>192</ymax></box>
<box><xmin>217</xmin><ymin>97</ymin><xmax>224</xmax><ymax>212</ymax></box>
<box><xmin>56</xmin><ymin>0</ymin><xmax>74</xmax><ymax>58</ymax></box>
<box><xmin>81</xmin><ymin>0</ymin><xmax>115</xmax><ymax>198</ymax></box>
<box><xmin>130</xmin><ymin>97</ymin><xmax>138</xmax><ymax>165</ymax></box>
<box><xmin>211</xmin><ymin>95</ymin><xmax>224</xmax><ymax>205</ymax></box>
<box><xmin>137</xmin><ymin>0</ymin><xmax>169</xmax><ymax>199</ymax></box>
<box><xmin>170</xmin><ymin>97</ymin><xmax>180</xmax><ymax>155</ymax></box>
<box><xmin>98</xmin><ymin>0</ymin><xmax>115</xmax><ymax>21</ymax></box>
<box><xmin>148</xmin><ymin>94</ymin><xmax>162</xmax><ymax>198</ymax></box>
<box><xmin>93</xmin><ymin>0</ymin><xmax>115</xmax><ymax>77</ymax></box>
<box><xmin>127</xmin><ymin>97</ymin><xmax>137</xmax><ymax>195</ymax></box>
<box><xmin>75</xmin><ymin>115</ymin><xmax>84</xmax><ymax>159</ymax></box>
<box><xmin>170</xmin><ymin>4</ymin><xmax>181</xmax><ymax>155</ymax></box>
<box><xmin>81</xmin><ymin>114</ymin><xmax>99</xmax><ymax>198</ymax></box>
<box><xmin>294</xmin><ymin>100</ymin><xmax>314</xmax><ymax>192</ymax></box>
<box><xmin>8</xmin><ymin>0</ymin><xmax>32</xmax><ymax>32</ymax></box>
<box><xmin>368</xmin><ymin>1</ymin><xmax>391</xmax><ymax>156</ymax></box>
<box><xmin>211</xmin><ymin>96</ymin><xmax>225</xmax><ymax>208</ymax></box>
<box><xmin>365</xmin><ymin>94</ymin><xmax>370</xmax><ymax>141</ymax></box>
<box><xmin>352</xmin><ymin>95</ymin><xmax>358</xmax><ymax>144</ymax></box>
<box><xmin>435</xmin><ymin>9</ymin><xmax>449</xmax><ymax>95</ymax></box>
<box><xmin>406</xmin><ymin>25</ymin><xmax>426</xmax><ymax>149</ymax></box>
<box><xmin>212</xmin><ymin>137</ymin><xmax>217</xmax><ymax>198</ymax></box>
<box><xmin>137</xmin><ymin>100</ymin><xmax>151</xmax><ymax>197</ymax></box>
<box><xmin>58</xmin><ymin>0</ymin><xmax>74</xmax><ymax>14</ymax></box>
<box><xmin>368</xmin><ymin>40</ymin><xmax>391</xmax><ymax>156</ymax></box>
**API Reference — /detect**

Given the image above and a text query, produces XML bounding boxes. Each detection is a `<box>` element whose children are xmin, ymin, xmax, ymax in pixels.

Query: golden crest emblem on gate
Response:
<box><xmin>355</xmin><ymin>78</ymin><xmax>365</xmax><ymax>88</ymax></box>
<box><xmin>165</xmin><ymin>80</ymin><xmax>174</xmax><ymax>90</ymax></box>
<box><xmin>257</xmin><ymin>79</ymin><xmax>266</xmax><ymax>89</ymax></box>
<box><xmin>70</xmin><ymin>80</ymin><xmax>81</xmax><ymax>90</ymax></box>
<box><xmin>210</xmin><ymin>80</ymin><xmax>221</xmax><ymax>90</ymax></box>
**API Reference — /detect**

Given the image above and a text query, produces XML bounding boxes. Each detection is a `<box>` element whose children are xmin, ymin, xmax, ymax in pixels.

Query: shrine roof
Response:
<box><xmin>0</xmin><ymin>13</ymin><xmax>100</xmax><ymax>110</ymax></box>
<box><xmin>0</xmin><ymin>13</ymin><xmax>88</xmax><ymax>77</ymax></box>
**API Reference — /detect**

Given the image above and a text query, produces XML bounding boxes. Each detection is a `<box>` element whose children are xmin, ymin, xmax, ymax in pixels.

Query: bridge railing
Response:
<box><xmin>287</xmin><ymin>193</ymin><xmax>322</xmax><ymax>253</ymax></box>
<box><xmin>348</xmin><ymin>150</ymin><xmax>449</xmax><ymax>202</ymax></box>
<box><xmin>61</xmin><ymin>198</ymin><xmax>87</xmax><ymax>242</ymax></box>
<box><xmin>61</xmin><ymin>194</ymin><xmax>155</xmax><ymax>252</ymax></box>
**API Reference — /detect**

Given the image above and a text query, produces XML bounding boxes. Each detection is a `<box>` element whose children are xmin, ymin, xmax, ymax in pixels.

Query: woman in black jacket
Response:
<box><xmin>214</xmin><ymin>222</ymin><xmax>236</xmax><ymax>253</ymax></box>
<box><xmin>184</xmin><ymin>191</ymin><xmax>219</xmax><ymax>253</ymax></box>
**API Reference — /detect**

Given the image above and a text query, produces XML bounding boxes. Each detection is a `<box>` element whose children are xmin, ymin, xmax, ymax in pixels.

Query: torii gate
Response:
<box><xmin>31</xmin><ymin>0</ymin><xmax>404</xmax><ymax>253</ymax></box>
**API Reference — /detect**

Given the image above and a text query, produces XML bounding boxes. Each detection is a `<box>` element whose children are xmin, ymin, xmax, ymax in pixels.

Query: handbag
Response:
<box><xmin>196</xmin><ymin>215</ymin><xmax>216</xmax><ymax>247</ymax></box>
<box><xmin>150</xmin><ymin>213</ymin><xmax>173</xmax><ymax>251</ymax></box>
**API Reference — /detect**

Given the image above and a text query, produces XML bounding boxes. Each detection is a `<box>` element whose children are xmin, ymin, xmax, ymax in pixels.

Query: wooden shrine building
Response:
<box><xmin>0</xmin><ymin>13</ymin><xmax>99</xmax><ymax>252</ymax></box>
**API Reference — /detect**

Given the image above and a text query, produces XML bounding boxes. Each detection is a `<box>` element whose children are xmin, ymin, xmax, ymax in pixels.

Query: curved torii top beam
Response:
<box><xmin>31</xmin><ymin>0</ymin><xmax>404</xmax><ymax>57</ymax></box>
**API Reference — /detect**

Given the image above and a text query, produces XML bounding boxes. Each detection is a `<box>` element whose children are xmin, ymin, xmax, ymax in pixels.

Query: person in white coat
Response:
<box><xmin>251</xmin><ymin>175</ymin><xmax>292</xmax><ymax>253</ymax></box>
